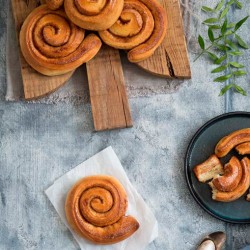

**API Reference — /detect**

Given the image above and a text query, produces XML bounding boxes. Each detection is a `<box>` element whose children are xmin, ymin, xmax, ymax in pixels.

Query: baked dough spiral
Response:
<box><xmin>99</xmin><ymin>0</ymin><xmax>167</xmax><ymax>62</ymax></box>
<box><xmin>236</xmin><ymin>142</ymin><xmax>250</xmax><ymax>155</ymax></box>
<box><xmin>210</xmin><ymin>157</ymin><xmax>250</xmax><ymax>202</ymax></box>
<box><xmin>212</xmin><ymin>156</ymin><xmax>243</xmax><ymax>192</ymax></box>
<box><xmin>45</xmin><ymin>0</ymin><xmax>64</xmax><ymax>10</ymax></box>
<box><xmin>64</xmin><ymin>0</ymin><xmax>124</xmax><ymax>31</ymax></box>
<box><xmin>20</xmin><ymin>5</ymin><xmax>102</xmax><ymax>76</ymax></box>
<box><xmin>65</xmin><ymin>175</ymin><xmax>139</xmax><ymax>244</ymax></box>
<box><xmin>215</xmin><ymin>128</ymin><xmax>250</xmax><ymax>158</ymax></box>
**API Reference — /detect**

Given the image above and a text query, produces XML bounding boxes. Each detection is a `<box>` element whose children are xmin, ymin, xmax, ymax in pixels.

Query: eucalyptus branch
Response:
<box><xmin>196</xmin><ymin>0</ymin><xmax>249</xmax><ymax>96</ymax></box>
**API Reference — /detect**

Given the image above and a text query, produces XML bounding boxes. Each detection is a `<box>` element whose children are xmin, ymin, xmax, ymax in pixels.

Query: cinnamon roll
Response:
<box><xmin>210</xmin><ymin>157</ymin><xmax>250</xmax><ymax>202</ymax></box>
<box><xmin>65</xmin><ymin>175</ymin><xmax>139</xmax><ymax>244</ymax></box>
<box><xmin>215</xmin><ymin>128</ymin><xmax>250</xmax><ymax>158</ymax></box>
<box><xmin>46</xmin><ymin>0</ymin><xmax>64</xmax><ymax>10</ymax></box>
<box><xmin>64</xmin><ymin>0</ymin><xmax>124</xmax><ymax>31</ymax></box>
<box><xmin>99</xmin><ymin>0</ymin><xmax>167</xmax><ymax>62</ymax></box>
<box><xmin>193</xmin><ymin>155</ymin><xmax>223</xmax><ymax>183</ymax></box>
<box><xmin>236</xmin><ymin>142</ymin><xmax>250</xmax><ymax>155</ymax></box>
<box><xmin>20</xmin><ymin>5</ymin><xmax>102</xmax><ymax>76</ymax></box>
<box><xmin>211</xmin><ymin>156</ymin><xmax>242</xmax><ymax>192</ymax></box>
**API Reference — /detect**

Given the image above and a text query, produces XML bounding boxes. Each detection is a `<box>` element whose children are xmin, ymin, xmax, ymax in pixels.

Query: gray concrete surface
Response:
<box><xmin>0</xmin><ymin>1</ymin><xmax>250</xmax><ymax>249</ymax></box>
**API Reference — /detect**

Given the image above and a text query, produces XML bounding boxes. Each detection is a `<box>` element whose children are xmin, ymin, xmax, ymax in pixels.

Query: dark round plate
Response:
<box><xmin>185</xmin><ymin>112</ymin><xmax>250</xmax><ymax>224</ymax></box>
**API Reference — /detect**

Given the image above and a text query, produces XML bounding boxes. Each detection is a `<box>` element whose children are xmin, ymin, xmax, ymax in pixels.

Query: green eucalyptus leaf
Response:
<box><xmin>208</xmin><ymin>28</ymin><xmax>215</xmax><ymax>42</ymax></box>
<box><xmin>202</xmin><ymin>6</ymin><xmax>214</xmax><ymax>12</ymax></box>
<box><xmin>221</xmin><ymin>19</ymin><xmax>227</xmax><ymax>35</ymax></box>
<box><xmin>206</xmin><ymin>52</ymin><xmax>219</xmax><ymax>61</ymax></box>
<box><xmin>214</xmin><ymin>74</ymin><xmax>232</xmax><ymax>82</ymax></box>
<box><xmin>211</xmin><ymin>65</ymin><xmax>228</xmax><ymax>73</ymax></box>
<box><xmin>209</xmin><ymin>25</ymin><xmax>221</xmax><ymax>30</ymax></box>
<box><xmin>198</xmin><ymin>35</ymin><xmax>205</xmax><ymax>49</ymax></box>
<box><xmin>235</xmin><ymin>34</ymin><xmax>249</xmax><ymax>49</ymax></box>
<box><xmin>233</xmin><ymin>70</ymin><xmax>247</xmax><ymax>76</ymax></box>
<box><xmin>234</xmin><ymin>16</ymin><xmax>249</xmax><ymax>31</ymax></box>
<box><xmin>220</xmin><ymin>83</ymin><xmax>247</xmax><ymax>97</ymax></box>
<box><xmin>227</xmin><ymin>22</ymin><xmax>235</xmax><ymax>28</ymax></box>
<box><xmin>219</xmin><ymin>84</ymin><xmax>234</xmax><ymax>96</ymax></box>
<box><xmin>203</xmin><ymin>18</ymin><xmax>219</xmax><ymax>24</ymax></box>
<box><xmin>215</xmin><ymin>44</ymin><xmax>231</xmax><ymax>51</ymax></box>
<box><xmin>227</xmin><ymin>0</ymin><xmax>235</xmax><ymax>6</ymax></box>
<box><xmin>234</xmin><ymin>84</ymin><xmax>247</xmax><ymax>95</ymax></box>
<box><xmin>225</xmin><ymin>39</ymin><xmax>238</xmax><ymax>49</ymax></box>
<box><xmin>235</xmin><ymin>1</ymin><xmax>243</xmax><ymax>9</ymax></box>
<box><xmin>228</xmin><ymin>51</ymin><xmax>243</xmax><ymax>56</ymax></box>
<box><xmin>229</xmin><ymin>62</ymin><xmax>245</xmax><ymax>68</ymax></box>
<box><xmin>220</xmin><ymin>6</ymin><xmax>230</xmax><ymax>19</ymax></box>
<box><xmin>215</xmin><ymin>0</ymin><xmax>225</xmax><ymax>11</ymax></box>
<box><xmin>224</xmin><ymin>30</ymin><xmax>233</xmax><ymax>36</ymax></box>
<box><xmin>214</xmin><ymin>55</ymin><xmax>227</xmax><ymax>64</ymax></box>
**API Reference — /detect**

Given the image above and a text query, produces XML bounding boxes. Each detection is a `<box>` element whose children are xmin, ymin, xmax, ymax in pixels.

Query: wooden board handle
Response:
<box><xmin>86</xmin><ymin>46</ymin><xmax>133</xmax><ymax>131</ymax></box>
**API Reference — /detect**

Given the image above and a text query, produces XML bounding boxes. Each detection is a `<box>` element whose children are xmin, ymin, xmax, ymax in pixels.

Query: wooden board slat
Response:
<box><xmin>11</xmin><ymin>0</ymin><xmax>74</xmax><ymax>100</ymax></box>
<box><xmin>86</xmin><ymin>45</ymin><xmax>133</xmax><ymax>131</ymax></box>
<box><xmin>136</xmin><ymin>0</ymin><xmax>191</xmax><ymax>79</ymax></box>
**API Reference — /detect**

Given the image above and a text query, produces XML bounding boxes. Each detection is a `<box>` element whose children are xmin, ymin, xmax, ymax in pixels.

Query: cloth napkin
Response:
<box><xmin>45</xmin><ymin>146</ymin><xmax>158</xmax><ymax>250</ymax></box>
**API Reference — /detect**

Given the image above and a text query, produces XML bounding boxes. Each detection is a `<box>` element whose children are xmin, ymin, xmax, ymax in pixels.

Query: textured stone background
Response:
<box><xmin>0</xmin><ymin>0</ymin><xmax>250</xmax><ymax>249</ymax></box>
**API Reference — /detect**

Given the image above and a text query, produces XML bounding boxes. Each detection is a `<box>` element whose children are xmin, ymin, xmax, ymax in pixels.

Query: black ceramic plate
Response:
<box><xmin>185</xmin><ymin>112</ymin><xmax>250</xmax><ymax>224</ymax></box>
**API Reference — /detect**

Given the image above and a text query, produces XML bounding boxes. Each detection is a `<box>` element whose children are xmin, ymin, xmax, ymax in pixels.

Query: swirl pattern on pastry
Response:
<box><xmin>64</xmin><ymin>0</ymin><xmax>124</xmax><ymax>31</ymax></box>
<box><xmin>20</xmin><ymin>5</ymin><xmax>102</xmax><ymax>76</ymax></box>
<box><xmin>46</xmin><ymin>0</ymin><xmax>64</xmax><ymax>10</ymax></box>
<box><xmin>99</xmin><ymin>0</ymin><xmax>167</xmax><ymax>62</ymax></box>
<box><xmin>236</xmin><ymin>142</ymin><xmax>250</xmax><ymax>155</ymax></box>
<box><xmin>210</xmin><ymin>157</ymin><xmax>250</xmax><ymax>202</ymax></box>
<box><xmin>212</xmin><ymin>156</ymin><xmax>243</xmax><ymax>192</ymax></box>
<box><xmin>215</xmin><ymin>128</ymin><xmax>250</xmax><ymax>158</ymax></box>
<box><xmin>65</xmin><ymin>175</ymin><xmax>139</xmax><ymax>244</ymax></box>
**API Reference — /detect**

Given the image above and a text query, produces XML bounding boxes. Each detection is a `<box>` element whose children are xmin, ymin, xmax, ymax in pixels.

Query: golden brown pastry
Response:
<box><xmin>20</xmin><ymin>5</ymin><xmax>102</xmax><ymax>76</ymax></box>
<box><xmin>64</xmin><ymin>0</ymin><xmax>124</xmax><ymax>31</ymax></box>
<box><xmin>210</xmin><ymin>157</ymin><xmax>250</xmax><ymax>202</ymax></box>
<box><xmin>193</xmin><ymin>155</ymin><xmax>224</xmax><ymax>183</ymax></box>
<box><xmin>215</xmin><ymin>128</ymin><xmax>250</xmax><ymax>158</ymax></box>
<box><xmin>65</xmin><ymin>175</ymin><xmax>139</xmax><ymax>244</ymax></box>
<box><xmin>46</xmin><ymin>0</ymin><xmax>64</xmax><ymax>10</ymax></box>
<box><xmin>99</xmin><ymin>0</ymin><xmax>167</xmax><ymax>62</ymax></box>
<box><xmin>211</xmin><ymin>156</ymin><xmax>242</xmax><ymax>192</ymax></box>
<box><xmin>247</xmin><ymin>193</ymin><xmax>250</xmax><ymax>201</ymax></box>
<box><xmin>236</xmin><ymin>142</ymin><xmax>250</xmax><ymax>155</ymax></box>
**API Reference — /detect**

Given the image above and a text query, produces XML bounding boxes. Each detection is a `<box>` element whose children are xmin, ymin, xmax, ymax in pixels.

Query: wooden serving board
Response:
<box><xmin>11</xmin><ymin>0</ymin><xmax>74</xmax><ymax>100</ymax></box>
<box><xmin>11</xmin><ymin>0</ymin><xmax>191</xmax><ymax>131</ymax></box>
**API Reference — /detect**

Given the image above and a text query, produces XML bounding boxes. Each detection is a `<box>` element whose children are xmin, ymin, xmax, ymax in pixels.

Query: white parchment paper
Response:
<box><xmin>45</xmin><ymin>146</ymin><xmax>158</xmax><ymax>250</ymax></box>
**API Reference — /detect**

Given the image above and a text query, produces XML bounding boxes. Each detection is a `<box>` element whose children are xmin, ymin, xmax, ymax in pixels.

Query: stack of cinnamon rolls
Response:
<box><xmin>20</xmin><ymin>0</ymin><xmax>167</xmax><ymax>76</ymax></box>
